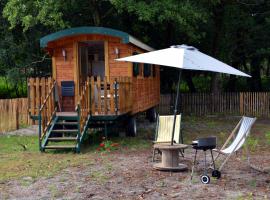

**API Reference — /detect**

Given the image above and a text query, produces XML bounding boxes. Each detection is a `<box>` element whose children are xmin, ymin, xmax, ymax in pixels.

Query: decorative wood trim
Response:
<box><xmin>105</xmin><ymin>41</ymin><xmax>109</xmax><ymax>78</ymax></box>
<box><xmin>128</xmin><ymin>49</ymin><xmax>132</xmax><ymax>77</ymax></box>
<box><xmin>73</xmin><ymin>42</ymin><xmax>79</xmax><ymax>105</ymax></box>
<box><xmin>52</xmin><ymin>53</ymin><xmax>56</xmax><ymax>80</ymax></box>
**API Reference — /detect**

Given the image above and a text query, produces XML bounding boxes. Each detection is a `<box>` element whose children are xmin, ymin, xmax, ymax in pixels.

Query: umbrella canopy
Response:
<box><xmin>116</xmin><ymin>45</ymin><xmax>250</xmax><ymax>77</ymax></box>
<box><xmin>116</xmin><ymin>44</ymin><xmax>250</xmax><ymax>146</ymax></box>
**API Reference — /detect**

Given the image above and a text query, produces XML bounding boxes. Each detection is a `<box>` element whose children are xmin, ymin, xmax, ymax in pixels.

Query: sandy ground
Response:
<box><xmin>0</xmin><ymin>116</ymin><xmax>269</xmax><ymax>199</ymax></box>
<box><xmin>0</xmin><ymin>149</ymin><xmax>269</xmax><ymax>200</ymax></box>
<box><xmin>1</xmin><ymin>125</ymin><xmax>38</xmax><ymax>136</ymax></box>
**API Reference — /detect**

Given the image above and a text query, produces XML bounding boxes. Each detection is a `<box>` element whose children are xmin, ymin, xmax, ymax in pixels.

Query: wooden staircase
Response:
<box><xmin>41</xmin><ymin>112</ymin><xmax>88</xmax><ymax>153</ymax></box>
<box><xmin>28</xmin><ymin>76</ymin><xmax>132</xmax><ymax>153</ymax></box>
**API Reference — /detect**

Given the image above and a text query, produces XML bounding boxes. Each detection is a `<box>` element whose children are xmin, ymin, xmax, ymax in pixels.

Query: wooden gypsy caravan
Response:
<box><xmin>28</xmin><ymin>27</ymin><xmax>160</xmax><ymax>152</ymax></box>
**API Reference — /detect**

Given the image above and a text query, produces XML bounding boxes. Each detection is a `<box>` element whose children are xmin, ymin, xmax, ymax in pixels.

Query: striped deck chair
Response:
<box><xmin>213</xmin><ymin>116</ymin><xmax>256</xmax><ymax>171</ymax></box>
<box><xmin>152</xmin><ymin>114</ymin><xmax>183</xmax><ymax>161</ymax></box>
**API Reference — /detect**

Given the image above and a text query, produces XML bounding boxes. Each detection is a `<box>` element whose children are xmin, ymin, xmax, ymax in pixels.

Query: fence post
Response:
<box><xmin>16</xmin><ymin>103</ymin><xmax>19</xmax><ymax>130</ymax></box>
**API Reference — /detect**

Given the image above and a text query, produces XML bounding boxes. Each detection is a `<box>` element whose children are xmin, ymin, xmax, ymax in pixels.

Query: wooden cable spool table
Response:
<box><xmin>153</xmin><ymin>143</ymin><xmax>189</xmax><ymax>171</ymax></box>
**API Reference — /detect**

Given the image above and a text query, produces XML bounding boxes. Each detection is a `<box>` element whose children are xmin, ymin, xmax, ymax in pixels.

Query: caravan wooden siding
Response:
<box><xmin>44</xmin><ymin>32</ymin><xmax>160</xmax><ymax>115</ymax></box>
<box><xmin>131</xmin><ymin>68</ymin><xmax>160</xmax><ymax>114</ymax></box>
<box><xmin>49</xmin><ymin>34</ymin><xmax>124</xmax><ymax>109</ymax></box>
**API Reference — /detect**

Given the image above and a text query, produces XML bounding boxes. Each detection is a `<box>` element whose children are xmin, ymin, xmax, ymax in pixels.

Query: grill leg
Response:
<box><xmin>204</xmin><ymin>150</ymin><xmax>207</xmax><ymax>175</ymax></box>
<box><xmin>210</xmin><ymin>149</ymin><xmax>216</xmax><ymax>170</ymax></box>
<box><xmin>191</xmin><ymin>149</ymin><xmax>197</xmax><ymax>181</ymax></box>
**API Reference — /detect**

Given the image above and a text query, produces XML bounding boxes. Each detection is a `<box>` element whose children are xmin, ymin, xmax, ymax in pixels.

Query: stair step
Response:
<box><xmin>48</xmin><ymin>137</ymin><xmax>77</xmax><ymax>141</ymax></box>
<box><xmin>57</xmin><ymin>116</ymin><xmax>78</xmax><ymax>120</ymax></box>
<box><xmin>44</xmin><ymin>145</ymin><xmax>76</xmax><ymax>149</ymax></box>
<box><xmin>51</xmin><ymin>129</ymin><xmax>78</xmax><ymax>133</ymax></box>
<box><xmin>55</xmin><ymin>122</ymin><xmax>78</xmax><ymax>125</ymax></box>
<box><xmin>56</xmin><ymin>112</ymin><xmax>77</xmax><ymax>117</ymax></box>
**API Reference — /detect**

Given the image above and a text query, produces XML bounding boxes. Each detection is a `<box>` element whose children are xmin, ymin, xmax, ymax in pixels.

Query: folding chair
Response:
<box><xmin>213</xmin><ymin>116</ymin><xmax>256</xmax><ymax>172</ymax></box>
<box><xmin>152</xmin><ymin>114</ymin><xmax>183</xmax><ymax>162</ymax></box>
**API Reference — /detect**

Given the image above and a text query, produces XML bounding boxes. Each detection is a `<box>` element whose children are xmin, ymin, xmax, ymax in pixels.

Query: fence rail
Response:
<box><xmin>28</xmin><ymin>77</ymin><xmax>55</xmax><ymax>116</ymax></box>
<box><xmin>0</xmin><ymin>98</ymin><xmax>30</xmax><ymax>133</ymax></box>
<box><xmin>1</xmin><ymin>92</ymin><xmax>270</xmax><ymax>133</ymax></box>
<box><xmin>159</xmin><ymin>92</ymin><xmax>270</xmax><ymax>117</ymax></box>
<box><xmin>89</xmin><ymin>76</ymin><xmax>132</xmax><ymax>115</ymax></box>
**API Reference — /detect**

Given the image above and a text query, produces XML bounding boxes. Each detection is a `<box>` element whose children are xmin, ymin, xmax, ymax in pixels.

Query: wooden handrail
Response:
<box><xmin>37</xmin><ymin>79</ymin><xmax>57</xmax><ymax>150</ymax></box>
<box><xmin>39</xmin><ymin>81</ymin><xmax>57</xmax><ymax>111</ymax></box>
<box><xmin>76</xmin><ymin>78</ymin><xmax>90</xmax><ymax>133</ymax></box>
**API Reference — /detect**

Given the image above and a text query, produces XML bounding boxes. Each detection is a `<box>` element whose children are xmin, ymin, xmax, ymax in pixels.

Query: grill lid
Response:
<box><xmin>192</xmin><ymin>137</ymin><xmax>217</xmax><ymax>149</ymax></box>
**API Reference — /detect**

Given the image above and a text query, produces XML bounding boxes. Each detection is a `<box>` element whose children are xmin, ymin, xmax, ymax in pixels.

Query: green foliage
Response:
<box><xmin>97</xmin><ymin>137</ymin><xmax>120</xmax><ymax>152</ymax></box>
<box><xmin>0</xmin><ymin>77</ymin><xmax>27</xmax><ymax>98</ymax></box>
<box><xmin>0</xmin><ymin>0</ymin><xmax>269</xmax><ymax>95</ymax></box>
<box><xmin>111</xmin><ymin>0</ymin><xmax>208</xmax><ymax>43</ymax></box>
<box><xmin>3</xmin><ymin>0</ymin><xmax>67</xmax><ymax>31</ymax></box>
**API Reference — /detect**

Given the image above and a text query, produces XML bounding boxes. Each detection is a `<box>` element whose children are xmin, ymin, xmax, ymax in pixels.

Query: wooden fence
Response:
<box><xmin>28</xmin><ymin>77</ymin><xmax>54</xmax><ymax>116</ymax></box>
<box><xmin>159</xmin><ymin>92</ymin><xmax>270</xmax><ymax>117</ymax></box>
<box><xmin>0</xmin><ymin>98</ymin><xmax>30</xmax><ymax>133</ymax></box>
<box><xmin>1</xmin><ymin>92</ymin><xmax>270</xmax><ymax>133</ymax></box>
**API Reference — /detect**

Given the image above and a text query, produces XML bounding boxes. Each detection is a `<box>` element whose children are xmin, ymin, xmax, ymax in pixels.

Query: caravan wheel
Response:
<box><xmin>126</xmin><ymin>116</ymin><xmax>137</xmax><ymax>137</ymax></box>
<box><xmin>146</xmin><ymin>107</ymin><xmax>157</xmax><ymax>122</ymax></box>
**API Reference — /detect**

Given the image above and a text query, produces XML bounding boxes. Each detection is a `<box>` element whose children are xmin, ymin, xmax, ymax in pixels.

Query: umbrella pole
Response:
<box><xmin>171</xmin><ymin>69</ymin><xmax>182</xmax><ymax>145</ymax></box>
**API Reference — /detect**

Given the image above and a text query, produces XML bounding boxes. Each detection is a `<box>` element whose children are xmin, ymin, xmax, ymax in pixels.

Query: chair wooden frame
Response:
<box><xmin>213</xmin><ymin>116</ymin><xmax>256</xmax><ymax>171</ymax></box>
<box><xmin>152</xmin><ymin>114</ymin><xmax>183</xmax><ymax>162</ymax></box>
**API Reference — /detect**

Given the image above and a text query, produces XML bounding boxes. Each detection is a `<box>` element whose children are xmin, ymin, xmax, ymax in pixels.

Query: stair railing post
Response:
<box><xmin>76</xmin><ymin>104</ymin><xmax>81</xmax><ymax>153</ymax></box>
<box><xmin>89</xmin><ymin>80</ymin><xmax>92</xmax><ymax>116</ymax></box>
<box><xmin>114</xmin><ymin>79</ymin><xmax>118</xmax><ymax>115</ymax></box>
<box><xmin>38</xmin><ymin>109</ymin><xmax>42</xmax><ymax>151</ymax></box>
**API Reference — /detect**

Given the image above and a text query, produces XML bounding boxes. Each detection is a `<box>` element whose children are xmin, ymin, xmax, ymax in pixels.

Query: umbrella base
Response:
<box><xmin>153</xmin><ymin>163</ymin><xmax>188</xmax><ymax>172</ymax></box>
<box><xmin>153</xmin><ymin>144</ymin><xmax>188</xmax><ymax>172</ymax></box>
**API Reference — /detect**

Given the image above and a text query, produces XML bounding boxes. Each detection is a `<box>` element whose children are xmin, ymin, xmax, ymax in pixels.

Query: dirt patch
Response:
<box><xmin>0</xmin><ymin>116</ymin><xmax>269</xmax><ymax>199</ymax></box>
<box><xmin>2</xmin><ymin>125</ymin><xmax>38</xmax><ymax>136</ymax></box>
<box><xmin>1</xmin><ymin>148</ymin><xmax>269</xmax><ymax>200</ymax></box>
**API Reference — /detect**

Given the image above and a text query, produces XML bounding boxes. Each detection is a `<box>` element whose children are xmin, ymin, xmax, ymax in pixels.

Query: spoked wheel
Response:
<box><xmin>200</xmin><ymin>175</ymin><xmax>210</xmax><ymax>184</ymax></box>
<box><xmin>212</xmin><ymin>170</ymin><xmax>221</xmax><ymax>179</ymax></box>
<box><xmin>146</xmin><ymin>107</ymin><xmax>157</xmax><ymax>122</ymax></box>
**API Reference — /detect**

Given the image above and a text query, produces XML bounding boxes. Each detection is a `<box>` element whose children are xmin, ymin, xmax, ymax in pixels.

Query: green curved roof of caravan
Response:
<box><xmin>40</xmin><ymin>26</ymin><xmax>154</xmax><ymax>51</ymax></box>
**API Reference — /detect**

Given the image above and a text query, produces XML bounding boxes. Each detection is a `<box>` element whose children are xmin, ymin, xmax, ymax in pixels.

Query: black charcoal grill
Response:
<box><xmin>191</xmin><ymin>137</ymin><xmax>221</xmax><ymax>184</ymax></box>
<box><xmin>192</xmin><ymin>137</ymin><xmax>216</xmax><ymax>150</ymax></box>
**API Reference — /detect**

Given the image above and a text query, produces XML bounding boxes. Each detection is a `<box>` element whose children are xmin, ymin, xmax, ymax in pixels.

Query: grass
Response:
<box><xmin>0</xmin><ymin>116</ymin><xmax>269</xmax><ymax>183</ymax></box>
<box><xmin>0</xmin><ymin>132</ymin><xmax>152</xmax><ymax>182</ymax></box>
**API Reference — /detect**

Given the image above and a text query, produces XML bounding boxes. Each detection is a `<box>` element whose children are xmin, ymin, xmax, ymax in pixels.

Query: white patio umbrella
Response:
<box><xmin>116</xmin><ymin>45</ymin><xmax>250</xmax><ymax>145</ymax></box>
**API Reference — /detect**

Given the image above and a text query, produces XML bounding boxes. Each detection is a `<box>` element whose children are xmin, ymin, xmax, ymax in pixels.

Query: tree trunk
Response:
<box><xmin>266</xmin><ymin>57</ymin><xmax>270</xmax><ymax>76</ymax></box>
<box><xmin>211</xmin><ymin>74</ymin><xmax>220</xmax><ymax>93</ymax></box>
<box><xmin>226</xmin><ymin>60</ymin><xmax>240</xmax><ymax>91</ymax></box>
<box><xmin>210</xmin><ymin>3</ymin><xmax>225</xmax><ymax>93</ymax></box>
<box><xmin>165</xmin><ymin>22</ymin><xmax>173</xmax><ymax>47</ymax></box>
<box><xmin>185</xmin><ymin>73</ymin><xmax>196</xmax><ymax>92</ymax></box>
<box><xmin>250</xmin><ymin>57</ymin><xmax>262</xmax><ymax>91</ymax></box>
<box><xmin>90</xmin><ymin>0</ymin><xmax>101</xmax><ymax>26</ymax></box>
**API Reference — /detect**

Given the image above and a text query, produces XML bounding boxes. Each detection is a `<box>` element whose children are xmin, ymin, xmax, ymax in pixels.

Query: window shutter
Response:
<box><xmin>144</xmin><ymin>64</ymin><xmax>151</xmax><ymax>77</ymax></box>
<box><xmin>152</xmin><ymin>65</ymin><xmax>156</xmax><ymax>77</ymax></box>
<box><xmin>132</xmin><ymin>52</ymin><xmax>139</xmax><ymax>76</ymax></box>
